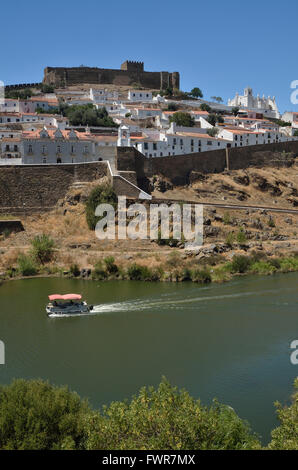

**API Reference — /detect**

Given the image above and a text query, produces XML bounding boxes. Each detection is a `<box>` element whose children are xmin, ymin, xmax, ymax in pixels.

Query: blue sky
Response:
<box><xmin>1</xmin><ymin>0</ymin><xmax>297</xmax><ymax>112</ymax></box>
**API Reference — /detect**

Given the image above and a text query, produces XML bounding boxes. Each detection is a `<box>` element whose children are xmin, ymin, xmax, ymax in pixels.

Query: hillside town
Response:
<box><xmin>1</xmin><ymin>63</ymin><xmax>298</xmax><ymax>166</ymax></box>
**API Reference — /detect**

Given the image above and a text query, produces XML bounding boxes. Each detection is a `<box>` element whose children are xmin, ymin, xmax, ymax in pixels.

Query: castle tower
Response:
<box><xmin>121</xmin><ymin>60</ymin><xmax>144</xmax><ymax>72</ymax></box>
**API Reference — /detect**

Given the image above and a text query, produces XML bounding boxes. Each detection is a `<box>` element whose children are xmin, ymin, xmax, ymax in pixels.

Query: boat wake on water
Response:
<box><xmin>85</xmin><ymin>286</ymin><xmax>292</xmax><ymax>316</ymax></box>
<box><xmin>47</xmin><ymin>286</ymin><xmax>294</xmax><ymax>318</ymax></box>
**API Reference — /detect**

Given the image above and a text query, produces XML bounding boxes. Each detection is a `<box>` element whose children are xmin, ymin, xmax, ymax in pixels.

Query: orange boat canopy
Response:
<box><xmin>48</xmin><ymin>294</ymin><xmax>82</xmax><ymax>301</ymax></box>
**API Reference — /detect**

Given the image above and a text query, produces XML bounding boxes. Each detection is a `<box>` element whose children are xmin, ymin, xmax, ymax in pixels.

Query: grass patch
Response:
<box><xmin>17</xmin><ymin>254</ymin><xmax>38</xmax><ymax>276</ymax></box>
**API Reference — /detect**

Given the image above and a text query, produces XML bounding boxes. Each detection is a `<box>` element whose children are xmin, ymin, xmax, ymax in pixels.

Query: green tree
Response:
<box><xmin>169</xmin><ymin>112</ymin><xmax>195</xmax><ymax>127</ymax></box>
<box><xmin>268</xmin><ymin>378</ymin><xmax>298</xmax><ymax>450</ymax></box>
<box><xmin>211</xmin><ymin>96</ymin><xmax>223</xmax><ymax>103</ymax></box>
<box><xmin>232</xmin><ymin>107</ymin><xmax>240</xmax><ymax>116</ymax></box>
<box><xmin>207</xmin><ymin>127</ymin><xmax>219</xmax><ymax>137</ymax></box>
<box><xmin>200</xmin><ymin>103</ymin><xmax>211</xmax><ymax>112</ymax></box>
<box><xmin>86</xmin><ymin>378</ymin><xmax>259</xmax><ymax>450</ymax></box>
<box><xmin>207</xmin><ymin>114</ymin><xmax>217</xmax><ymax>126</ymax></box>
<box><xmin>167</xmin><ymin>103</ymin><xmax>178</xmax><ymax>111</ymax></box>
<box><xmin>85</xmin><ymin>183</ymin><xmax>117</xmax><ymax>230</ymax></box>
<box><xmin>207</xmin><ymin>114</ymin><xmax>224</xmax><ymax>126</ymax></box>
<box><xmin>43</xmin><ymin>103</ymin><xmax>117</xmax><ymax>127</ymax></box>
<box><xmin>190</xmin><ymin>87</ymin><xmax>203</xmax><ymax>98</ymax></box>
<box><xmin>0</xmin><ymin>379</ymin><xmax>93</xmax><ymax>450</ymax></box>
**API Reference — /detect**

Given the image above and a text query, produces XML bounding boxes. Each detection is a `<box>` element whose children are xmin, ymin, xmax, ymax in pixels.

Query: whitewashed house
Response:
<box><xmin>128</xmin><ymin>90</ymin><xmax>152</xmax><ymax>102</ymax></box>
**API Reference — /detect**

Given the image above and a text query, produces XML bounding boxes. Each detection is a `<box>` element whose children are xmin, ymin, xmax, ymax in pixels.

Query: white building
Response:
<box><xmin>22</xmin><ymin>128</ymin><xmax>96</xmax><ymax>164</ymax></box>
<box><xmin>90</xmin><ymin>88</ymin><xmax>119</xmax><ymax>103</ymax></box>
<box><xmin>228</xmin><ymin>87</ymin><xmax>280</xmax><ymax>118</ymax></box>
<box><xmin>128</xmin><ymin>90</ymin><xmax>152</xmax><ymax>101</ymax></box>
<box><xmin>281</xmin><ymin>111</ymin><xmax>298</xmax><ymax>128</ymax></box>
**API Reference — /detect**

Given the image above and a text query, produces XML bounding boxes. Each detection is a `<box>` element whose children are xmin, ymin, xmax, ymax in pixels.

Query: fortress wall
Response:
<box><xmin>0</xmin><ymin>162</ymin><xmax>107</xmax><ymax>209</ymax></box>
<box><xmin>116</xmin><ymin>141</ymin><xmax>298</xmax><ymax>188</ymax></box>
<box><xmin>43</xmin><ymin>67</ymin><xmax>179</xmax><ymax>90</ymax></box>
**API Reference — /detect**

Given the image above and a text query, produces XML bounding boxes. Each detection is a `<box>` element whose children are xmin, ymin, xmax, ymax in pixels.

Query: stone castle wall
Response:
<box><xmin>116</xmin><ymin>141</ymin><xmax>298</xmax><ymax>188</ymax></box>
<box><xmin>43</xmin><ymin>64</ymin><xmax>180</xmax><ymax>90</ymax></box>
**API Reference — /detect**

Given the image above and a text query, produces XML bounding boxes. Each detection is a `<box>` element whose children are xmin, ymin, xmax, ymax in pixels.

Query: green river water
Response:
<box><xmin>0</xmin><ymin>272</ymin><xmax>297</xmax><ymax>444</ymax></box>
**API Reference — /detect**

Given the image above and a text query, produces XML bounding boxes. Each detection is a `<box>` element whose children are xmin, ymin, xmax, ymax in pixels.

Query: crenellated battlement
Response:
<box><xmin>43</xmin><ymin>60</ymin><xmax>179</xmax><ymax>90</ymax></box>
<box><xmin>121</xmin><ymin>60</ymin><xmax>144</xmax><ymax>71</ymax></box>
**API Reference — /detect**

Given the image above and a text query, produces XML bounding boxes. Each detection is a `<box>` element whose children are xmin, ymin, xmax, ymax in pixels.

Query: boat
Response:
<box><xmin>46</xmin><ymin>294</ymin><xmax>93</xmax><ymax>317</ymax></box>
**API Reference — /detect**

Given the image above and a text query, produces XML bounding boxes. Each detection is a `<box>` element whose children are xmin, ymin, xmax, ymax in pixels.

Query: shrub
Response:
<box><xmin>2</xmin><ymin>229</ymin><xmax>12</xmax><ymax>239</ymax></box>
<box><xmin>230</xmin><ymin>255</ymin><xmax>252</xmax><ymax>274</ymax></box>
<box><xmin>169</xmin><ymin>112</ymin><xmax>195</xmax><ymax>127</ymax></box>
<box><xmin>268</xmin><ymin>217</ymin><xmax>275</xmax><ymax>228</ymax></box>
<box><xmin>250</xmin><ymin>261</ymin><xmax>277</xmax><ymax>275</ymax></box>
<box><xmin>85</xmin><ymin>184</ymin><xmax>117</xmax><ymax>231</ymax></box>
<box><xmin>191</xmin><ymin>268</ymin><xmax>211</xmax><ymax>283</ymax></box>
<box><xmin>127</xmin><ymin>263</ymin><xmax>153</xmax><ymax>281</ymax></box>
<box><xmin>92</xmin><ymin>261</ymin><xmax>107</xmax><ymax>280</ymax></box>
<box><xmin>225</xmin><ymin>232</ymin><xmax>235</xmax><ymax>248</ymax></box>
<box><xmin>86</xmin><ymin>378</ymin><xmax>259</xmax><ymax>450</ymax></box>
<box><xmin>269</xmin><ymin>258</ymin><xmax>281</xmax><ymax>270</ymax></box>
<box><xmin>268</xmin><ymin>378</ymin><xmax>298</xmax><ymax>450</ymax></box>
<box><xmin>223</xmin><ymin>212</ymin><xmax>231</xmax><ymax>225</ymax></box>
<box><xmin>182</xmin><ymin>267</ymin><xmax>192</xmax><ymax>281</ymax></box>
<box><xmin>279</xmin><ymin>257</ymin><xmax>298</xmax><ymax>272</ymax></box>
<box><xmin>70</xmin><ymin>264</ymin><xmax>80</xmax><ymax>277</ymax></box>
<box><xmin>17</xmin><ymin>254</ymin><xmax>38</xmax><ymax>276</ymax></box>
<box><xmin>236</xmin><ymin>228</ymin><xmax>247</xmax><ymax>244</ymax></box>
<box><xmin>30</xmin><ymin>234</ymin><xmax>55</xmax><ymax>264</ymax></box>
<box><xmin>0</xmin><ymin>379</ymin><xmax>92</xmax><ymax>450</ymax></box>
<box><xmin>103</xmin><ymin>256</ymin><xmax>118</xmax><ymax>274</ymax></box>
<box><xmin>165</xmin><ymin>251</ymin><xmax>181</xmax><ymax>268</ymax></box>
<box><xmin>211</xmin><ymin>265</ymin><xmax>232</xmax><ymax>282</ymax></box>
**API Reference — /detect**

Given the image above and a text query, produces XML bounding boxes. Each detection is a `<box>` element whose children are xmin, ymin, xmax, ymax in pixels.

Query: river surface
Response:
<box><xmin>0</xmin><ymin>273</ymin><xmax>297</xmax><ymax>444</ymax></box>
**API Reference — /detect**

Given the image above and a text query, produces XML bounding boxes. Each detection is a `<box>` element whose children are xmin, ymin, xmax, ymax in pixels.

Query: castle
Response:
<box><xmin>43</xmin><ymin>60</ymin><xmax>180</xmax><ymax>90</ymax></box>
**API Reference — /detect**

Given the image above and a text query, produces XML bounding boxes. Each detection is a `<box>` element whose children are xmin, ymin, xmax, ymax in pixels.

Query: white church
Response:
<box><xmin>228</xmin><ymin>87</ymin><xmax>280</xmax><ymax>118</ymax></box>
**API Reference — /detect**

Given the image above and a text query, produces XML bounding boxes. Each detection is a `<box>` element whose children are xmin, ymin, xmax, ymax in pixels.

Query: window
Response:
<box><xmin>42</xmin><ymin>157</ymin><xmax>47</xmax><ymax>164</ymax></box>
<box><xmin>28</xmin><ymin>144</ymin><xmax>33</xmax><ymax>154</ymax></box>
<box><xmin>57</xmin><ymin>145</ymin><xmax>61</xmax><ymax>153</ymax></box>
<box><xmin>153</xmin><ymin>143</ymin><xmax>157</xmax><ymax>150</ymax></box>
<box><xmin>144</xmin><ymin>142</ymin><xmax>148</xmax><ymax>150</ymax></box>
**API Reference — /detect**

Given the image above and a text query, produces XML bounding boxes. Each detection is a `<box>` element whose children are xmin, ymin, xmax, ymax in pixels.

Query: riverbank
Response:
<box><xmin>1</xmin><ymin>250</ymin><xmax>297</xmax><ymax>285</ymax></box>
<box><xmin>1</xmin><ymin>178</ymin><xmax>297</xmax><ymax>286</ymax></box>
